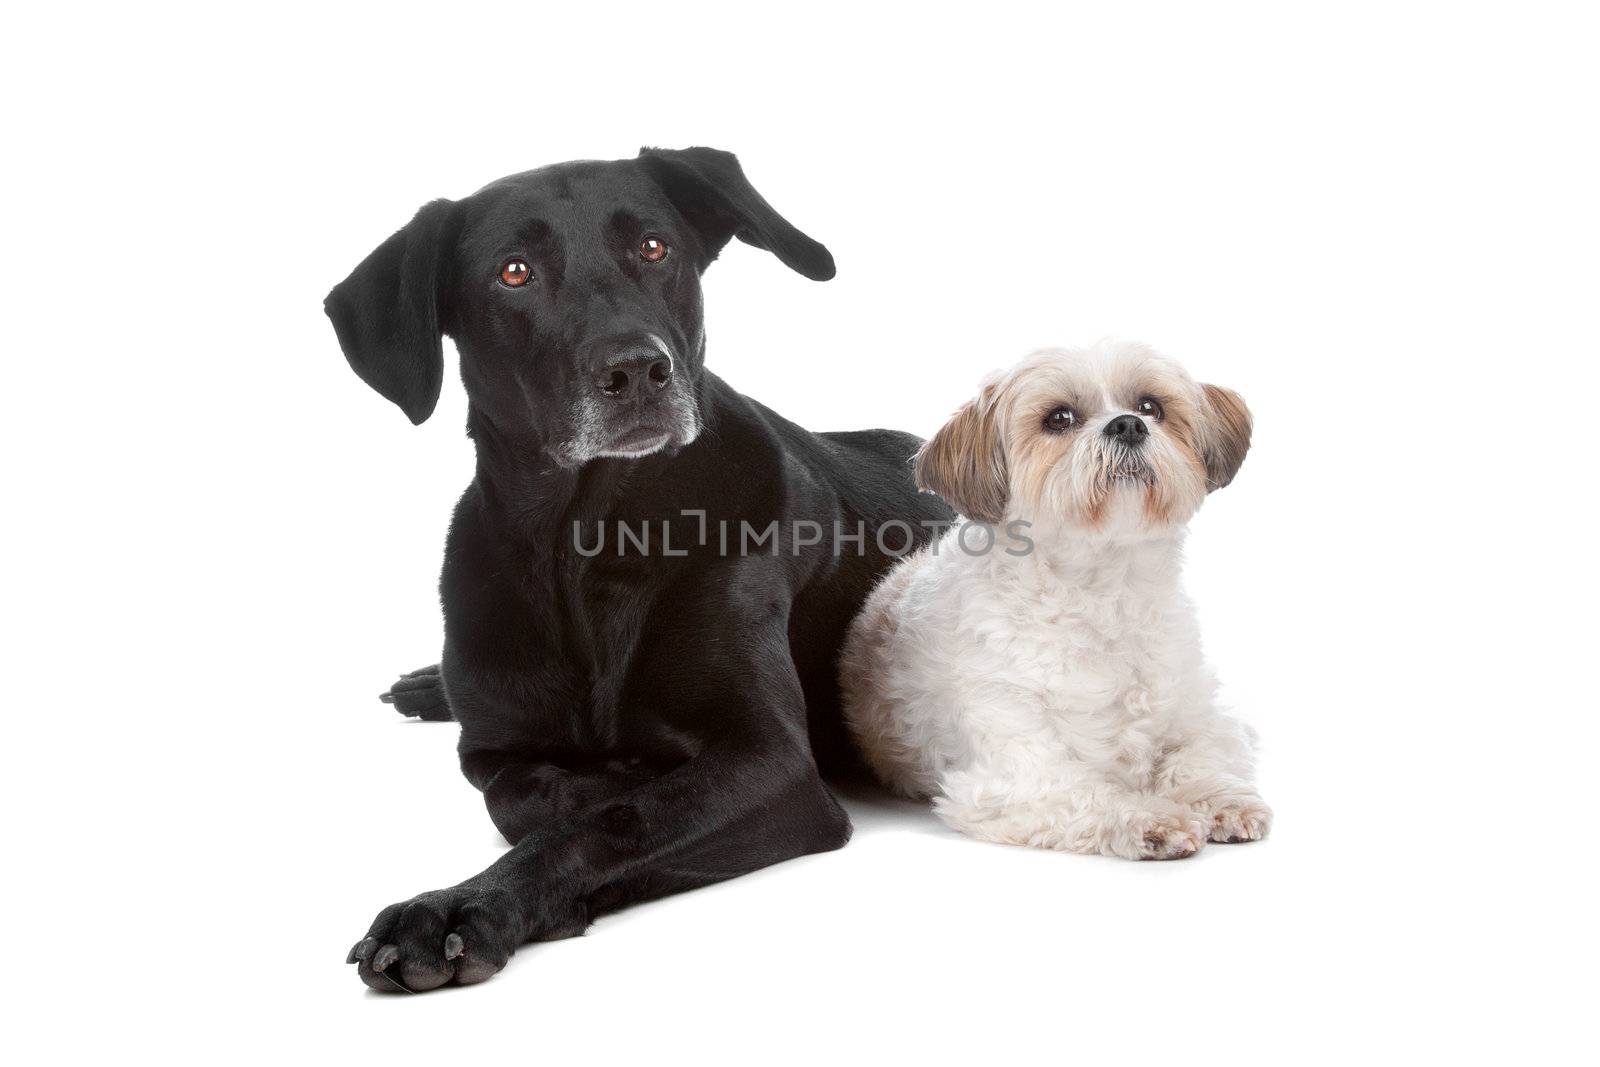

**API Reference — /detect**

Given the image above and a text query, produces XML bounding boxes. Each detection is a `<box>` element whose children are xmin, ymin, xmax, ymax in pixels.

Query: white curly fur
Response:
<box><xmin>839</xmin><ymin>341</ymin><xmax>1270</xmax><ymax>860</ymax></box>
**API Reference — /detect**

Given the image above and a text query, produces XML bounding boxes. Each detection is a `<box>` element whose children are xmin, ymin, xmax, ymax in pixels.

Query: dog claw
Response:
<box><xmin>372</xmin><ymin>944</ymin><xmax>401</xmax><ymax>972</ymax></box>
<box><xmin>348</xmin><ymin>937</ymin><xmax>379</xmax><ymax>963</ymax></box>
<box><xmin>444</xmin><ymin>933</ymin><xmax>465</xmax><ymax>960</ymax></box>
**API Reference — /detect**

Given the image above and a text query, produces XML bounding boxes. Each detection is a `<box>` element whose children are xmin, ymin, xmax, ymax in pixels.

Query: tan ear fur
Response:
<box><xmin>914</xmin><ymin>385</ymin><xmax>1009</xmax><ymax>523</ymax></box>
<box><xmin>1201</xmin><ymin>384</ymin><xmax>1252</xmax><ymax>491</ymax></box>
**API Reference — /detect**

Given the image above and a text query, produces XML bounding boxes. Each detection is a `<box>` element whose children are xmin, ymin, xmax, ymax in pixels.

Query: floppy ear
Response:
<box><xmin>324</xmin><ymin>199</ymin><xmax>458</xmax><ymax>425</ymax></box>
<box><xmin>915</xmin><ymin>385</ymin><xmax>1009</xmax><ymax>524</ymax></box>
<box><xmin>1200</xmin><ymin>384</ymin><xmax>1252</xmax><ymax>490</ymax></box>
<box><xmin>638</xmin><ymin>146</ymin><xmax>836</xmax><ymax>281</ymax></box>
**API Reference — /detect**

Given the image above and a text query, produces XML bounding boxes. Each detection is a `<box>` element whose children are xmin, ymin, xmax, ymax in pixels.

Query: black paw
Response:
<box><xmin>379</xmin><ymin>664</ymin><xmax>452</xmax><ymax>721</ymax></box>
<box><xmin>346</xmin><ymin>882</ymin><xmax>526</xmax><ymax>992</ymax></box>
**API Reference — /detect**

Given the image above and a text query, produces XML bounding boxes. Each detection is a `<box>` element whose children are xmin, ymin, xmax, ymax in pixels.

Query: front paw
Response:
<box><xmin>346</xmin><ymin>882</ymin><xmax>527</xmax><ymax>992</ymax></box>
<box><xmin>1122</xmin><ymin>807</ymin><xmax>1208</xmax><ymax>861</ymax></box>
<box><xmin>1208</xmin><ymin>798</ymin><xmax>1272</xmax><ymax>843</ymax></box>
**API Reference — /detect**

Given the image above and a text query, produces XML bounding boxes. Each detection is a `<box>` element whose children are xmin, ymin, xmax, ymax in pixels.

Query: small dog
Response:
<box><xmin>839</xmin><ymin>340</ymin><xmax>1270</xmax><ymax>860</ymax></box>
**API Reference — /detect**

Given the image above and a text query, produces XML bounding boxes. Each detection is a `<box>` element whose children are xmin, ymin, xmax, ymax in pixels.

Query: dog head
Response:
<box><xmin>325</xmin><ymin>147</ymin><xmax>834</xmax><ymax>466</ymax></box>
<box><xmin>916</xmin><ymin>341</ymin><xmax>1251</xmax><ymax>536</ymax></box>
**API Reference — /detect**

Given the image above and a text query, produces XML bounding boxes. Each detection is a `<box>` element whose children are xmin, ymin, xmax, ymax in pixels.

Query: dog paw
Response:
<box><xmin>379</xmin><ymin>664</ymin><xmax>452</xmax><ymax>721</ymax></box>
<box><xmin>346</xmin><ymin>882</ymin><xmax>527</xmax><ymax>992</ymax></box>
<box><xmin>1126</xmin><ymin>808</ymin><xmax>1208</xmax><ymax>860</ymax></box>
<box><xmin>1207</xmin><ymin>798</ymin><xmax>1272</xmax><ymax>843</ymax></box>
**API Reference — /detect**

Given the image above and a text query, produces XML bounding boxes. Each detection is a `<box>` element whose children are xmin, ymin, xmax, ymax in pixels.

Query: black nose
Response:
<box><xmin>594</xmin><ymin>348</ymin><xmax>673</xmax><ymax>400</ymax></box>
<box><xmin>1103</xmin><ymin>414</ymin><xmax>1149</xmax><ymax>445</ymax></box>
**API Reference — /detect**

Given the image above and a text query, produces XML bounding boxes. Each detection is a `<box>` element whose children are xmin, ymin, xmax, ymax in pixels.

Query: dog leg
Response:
<box><xmin>460</xmin><ymin>752</ymin><xmax>658</xmax><ymax>846</ymax></box>
<box><xmin>347</xmin><ymin>652</ymin><xmax>849</xmax><ymax>991</ymax></box>
<box><xmin>349</xmin><ymin>751</ymin><xmax>848</xmax><ymax>991</ymax></box>
<box><xmin>1156</xmin><ymin>723</ymin><xmax>1272</xmax><ymax>844</ymax></box>
<box><xmin>932</xmin><ymin>769</ymin><xmax>1208</xmax><ymax>860</ymax></box>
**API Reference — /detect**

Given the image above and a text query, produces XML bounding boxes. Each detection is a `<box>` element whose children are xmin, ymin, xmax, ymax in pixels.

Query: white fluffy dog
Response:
<box><xmin>839</xmin><ymin>340</ymin><xmax>1269</xmax><ymax>860</ymax></box>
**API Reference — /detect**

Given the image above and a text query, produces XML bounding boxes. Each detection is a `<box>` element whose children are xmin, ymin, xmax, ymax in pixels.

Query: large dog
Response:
<box><xmin>327</xmin><ymin>147</ymin><xmax>949</xmax><ymax>991</ymax></box>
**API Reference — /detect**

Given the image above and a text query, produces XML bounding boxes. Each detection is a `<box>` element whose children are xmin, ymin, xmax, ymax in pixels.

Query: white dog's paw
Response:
<box><xmin>1121</xmin><ymin>808</ymin><xmax>1208</xmax><ymax>861</ymax></box>
<box><xmin>1207</xmin><ymin>798</ymin><xmax>1272</xmax><ymax>843</ymax></box>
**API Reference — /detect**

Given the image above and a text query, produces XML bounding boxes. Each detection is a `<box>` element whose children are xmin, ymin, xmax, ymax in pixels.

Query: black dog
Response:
<box><xmin>327</xmin><ymin>147</ymin><xmax>950</xmax><ymax>991</ymax></box>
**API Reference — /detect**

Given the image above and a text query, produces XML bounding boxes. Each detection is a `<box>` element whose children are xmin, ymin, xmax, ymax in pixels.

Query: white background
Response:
<box><xmin>5</xmin><ymin>2</ymin><xmax>1596</xmax><ymax>1063</ymax></box>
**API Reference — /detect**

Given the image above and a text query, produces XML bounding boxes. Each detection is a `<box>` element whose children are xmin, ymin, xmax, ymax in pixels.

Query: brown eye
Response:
<box><xmin>1044</xmin><ymin>406</ymin><xmax>1078</xmax><ymax>433</ymax></box>
<box><xmin>1137</xmin><ymin>397</ymin><xmax>1164</xmax><ymax>421</ymax></box>
<box><xmin>499</xmin><ymin>259</ymin><xmax>531</xmax><ymax>287</ymax></box>
<box><xmin>639</xmin><ymin>235</ymin><xmax>669</xmax><ymax>263</ymax></box>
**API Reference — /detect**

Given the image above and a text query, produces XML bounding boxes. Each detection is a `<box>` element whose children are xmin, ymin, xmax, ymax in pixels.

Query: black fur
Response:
<box><xmin>328</xmin><ymin>147</ymin><xmax>950</xmax><ymax>992</ymax></box>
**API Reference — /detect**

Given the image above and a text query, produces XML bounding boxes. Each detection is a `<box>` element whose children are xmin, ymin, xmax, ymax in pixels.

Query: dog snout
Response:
<box><xmin>1103</xmin><ymin>414</ymin><xmax>1149</xmax><ymax>446</ymax></box>
<box><xmin>593</xmin><ymin>346</ymin><xmax>674</xmax><ymax>401</ymax></box>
